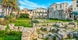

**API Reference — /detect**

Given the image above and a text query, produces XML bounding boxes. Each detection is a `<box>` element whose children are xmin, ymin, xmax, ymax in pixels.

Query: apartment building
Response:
<box><xmin>48</xmin><ymin>3</ymin><xmax>69</xmax><ymax>20</ymax></box>
<box><xmin>28</xmin><ymin>10</ymin><xmax>33</xmax><ymax>18</ymax></box>
<box><xmin>72</xmin><ymin>0</ymin><xmax>78</xmax><ymax>11</ymax></box>
<box><xmin>0</xmin><ymin>5</ymin><xmax>5</xmax><ymax>18</ymax></box>
<box><xmin>16</xmin><ymin>8</ymin><xmax>33</xmax><ymax>18</ymax></box>
<box><xmin>33</xmin><ymin>8</ymin><xmax>47</xmax><ymax>18</ymax></box>
<box><xmin>20</xmin><ymin>8</ymin><xmax>29</xmax><ymax>14</ymax></box>
<box><xmin>71</xmin><ymin>0</ymin><xmax>78</xmax><ymax>20</ymax></box>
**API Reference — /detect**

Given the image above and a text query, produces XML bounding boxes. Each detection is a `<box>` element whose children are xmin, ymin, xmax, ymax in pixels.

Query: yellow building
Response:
<box><xmin>19</xmin><ymin>8</ymin><xmax>33</xmax><ymax>18</ymax></box>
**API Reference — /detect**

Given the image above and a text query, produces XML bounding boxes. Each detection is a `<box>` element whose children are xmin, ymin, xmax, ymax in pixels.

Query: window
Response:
<box><xmin>77</xmin><ymin>1</ymin><xmax>78</xmax><ymax>3</ymax></box>
<box><xmin>77</xmin><ymin>4</ymin><xmax>78</xmax><ymax>7</ymax></box>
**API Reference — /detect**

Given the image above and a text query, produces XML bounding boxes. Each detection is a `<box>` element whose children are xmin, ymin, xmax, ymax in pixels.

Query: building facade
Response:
<box><xmin>72</xmin><ymin>0</ymin><xmax>78</xmax><ymax>11</ymax></box>
<box><xmin>0</xmin><ymin>5</ymin><xmax>4</xmax><ymax>18</ymax></box>
<box><xmin>28</xmin><ymin>10</ymin><xmax>33</xmax><ymax>18</ymax></box>
<box><xmin>48</xmin><ymin>3</ymin><xmax>69</xmax><ymax>20</ymax></box>
<box><xmin>33</xmin><ymin>8</ymin><xmax>47</xmax><ymax>18</ymax></box>
<box><xmin>14</xmin><ymin>8</ymin><xmax>33</xmax><ymax>18</ymax></box>
<box><xmin>20</xmin><ymin>8</ymin><xmax>28</xmax><ymax>14</ymax></box>
<box><xmin>71</xmin><ymin>0</ymin><xmax>78</xmax><ymax>20</ymax></box>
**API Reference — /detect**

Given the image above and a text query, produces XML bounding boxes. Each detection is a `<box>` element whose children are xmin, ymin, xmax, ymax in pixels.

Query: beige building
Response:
<box><xmin>20</xmin><ymin>8</ymin><xmax>28</xmax><ymax>14</ymax></box>
<box><xmin>12</xmin><ymin>8</ymin><xmax>34</xmax><ymax>19</ymax></box>
<box><xmin>51</xmin><ymin>3</ymin><xmax>68</xmax><ymax>11</ymax></box>
<box><xmin>28</xmin><ymin>10</ymin><xmax>33</xmax><ymax>18</ymax></box>
<box><xmin>12</xmin><ymin>8</ymin><xmax>29</xmax><ymax>16</ymax></box>
<box><xmin>33</xmin><ymin>8</ymin><xmax>47</xmax><ymax>18</ymax></box>
<box><xmin>0</xmin><ymin>5</ymin><xmax>4</xmax><ymax>17</ymax></box>
<box><xmin>67</xmin><ymin>5</ymin><xmax>73</xmax><ymax>19</ymax></box>
<box><xmin>72</xmin><ymin>0</ymin><xmax>78</xmax><ymax>11</ymax></box>
<box><xmin>71</xmin><ymin>0</ymin><xmax>78</xmax><ymax>20</ymax></box>
<box><xmin>0</xmin><ymin>4</ymin><xmax>18</xmax><ymax>17</ymax></box>
<box><xmin>20</xmin><ymin>8</ymin><xmax>34</xmax><ymax>18</ymax></box>
<box><xmin>48</xmin><ymin>3</ymin><xmax>69</xmax><ymax>19</ymax></box>
<box><xmin>13</xmin><ymin>8</ymin><xmax>33</xmax><ymax>18</ymax></box>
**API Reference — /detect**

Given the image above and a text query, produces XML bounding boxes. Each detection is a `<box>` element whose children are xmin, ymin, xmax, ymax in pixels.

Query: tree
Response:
<box><xmin>9</xmin><ymin>0</ymin><xmax>19</xmax><ymax>15</ymax></box>
<box><xmin>0</xmin><ymin>0</ymin><xmax>19</xmax><ymax>16</ymax></box>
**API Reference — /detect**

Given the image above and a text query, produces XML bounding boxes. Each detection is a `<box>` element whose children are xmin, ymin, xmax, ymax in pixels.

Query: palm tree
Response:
<box><xmin>7</xmin><ymin>0</ymin><xmax>19</xmax><ymax>16</ymax></box>
<box><xmin>0</xmin><ymin>0</ymin><xmax>19</xmax><ymax>16</ymax></box>
<box><xmin>1</xmin><ymin>0</ymin><xmax>9</xmax><ymax>16</ymax></box>
<box><xmin>10</xmin><ymin>0</ymin><xmax>19</xmax><ymax>13</ymax></box>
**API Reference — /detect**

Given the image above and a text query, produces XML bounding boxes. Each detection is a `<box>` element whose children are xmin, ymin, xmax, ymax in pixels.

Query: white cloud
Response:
<box><xmin>19</xmin><ymin>6</ymin><xmax>25</xmax><ymax>9</ymax></box>
<box><xmin>19</xmin><ymin>0</ymin><xmax>46</xmax><ymax>9</ymax></box>
<box><xmin>19</xmin><ymin>0</ymin><xmax>72</xmax><ymax>9</ymax></box>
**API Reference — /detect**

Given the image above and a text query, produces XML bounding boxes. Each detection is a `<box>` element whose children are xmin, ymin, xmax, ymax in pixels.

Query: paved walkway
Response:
<box><xmin>21</xmin><ymin>28</ymin><xmax>35</xmax><ymax>40</ymax></box>
<box><xmin>21</xmin><ymin>27</ymin><xmax>38</xmax><ymax>40</ymax></box>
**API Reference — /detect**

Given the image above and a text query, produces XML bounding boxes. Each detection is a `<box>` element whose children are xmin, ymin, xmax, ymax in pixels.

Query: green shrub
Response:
<box><xmin>14</xmin><ymin>19</ymin><xmax>32</xmax><ymax>27</ymax></box>
<box><xmin>19</xmin><ymin>14</ymin><xmax>29</xmax><ymax>18</ymax></box>
<box><xmin>14</xmin><ymin>21</ymin><xmax>31</xmax><ymax>27</ymax></box>
<box><xmin>32</xmin><ymin>20</ymin><xmax>39</xmax><ymax>23</ymax></box>
<box><xmin>0</xmin><ymin>31</ymin><xmax>22</xmax><ymax>40</ymax></box>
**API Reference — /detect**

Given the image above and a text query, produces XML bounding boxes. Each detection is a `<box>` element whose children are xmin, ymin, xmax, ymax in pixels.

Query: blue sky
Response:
<box><xmin>19</xmin><ymin>0</ymin><xmax>72</xmax><ymax>9</ymax></box>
